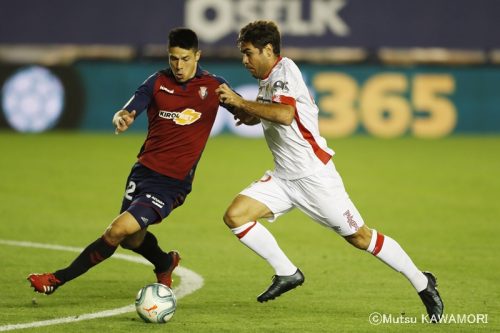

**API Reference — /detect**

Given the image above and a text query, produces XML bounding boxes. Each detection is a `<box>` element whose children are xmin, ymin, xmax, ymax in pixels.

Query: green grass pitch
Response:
<box><xmin>0</xmin><ymin>132</ymin><xmax>498</xmax><ymax>332</ymax></box>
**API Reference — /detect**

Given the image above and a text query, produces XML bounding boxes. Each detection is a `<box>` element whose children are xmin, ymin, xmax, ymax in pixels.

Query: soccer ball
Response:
<box><xmin>135</xmin><ymin>283</ymin><xmax>177</xmax><ymax>323</ymax></box>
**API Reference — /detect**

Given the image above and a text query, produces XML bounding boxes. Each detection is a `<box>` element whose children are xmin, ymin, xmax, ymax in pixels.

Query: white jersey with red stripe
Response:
<box><xmin>257</xmin><ymin>57</ymin><xmax>333</xmax><ymax>180</ymax></box>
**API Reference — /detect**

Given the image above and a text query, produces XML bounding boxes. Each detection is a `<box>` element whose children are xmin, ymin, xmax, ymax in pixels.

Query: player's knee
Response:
<box><xmin>223</xmin><ymin>209</ymin><xmax>237</xmax><ymax>228</ymax></box>
<box><xmin>104</xmin><ymin>223</ymin><xmax>130</xmax><ymax>247</ymax></box>
<box><xmin>223</xmin><ymin>205</ymin><xmax>245</xmax><ymax>229</ymax></box>
<box><xmin>104</xmin><ymin>212</ymin><xmax>143</xmax><ymax>247</ymax></box>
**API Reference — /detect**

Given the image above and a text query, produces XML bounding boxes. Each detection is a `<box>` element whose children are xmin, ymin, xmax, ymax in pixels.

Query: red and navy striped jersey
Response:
<box><xmin>123</xmin><ymin>65</ymin><xmax>232</xmax><ymax>180</ymax></box>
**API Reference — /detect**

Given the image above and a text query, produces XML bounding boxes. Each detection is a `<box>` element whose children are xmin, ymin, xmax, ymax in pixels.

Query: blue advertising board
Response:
<box><xmin>1</xmin><ymin>61</ymin><xmax>499</xmax><ymax>136</ymax></box>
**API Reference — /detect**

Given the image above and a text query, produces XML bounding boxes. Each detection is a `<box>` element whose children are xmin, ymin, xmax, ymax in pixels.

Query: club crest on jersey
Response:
<box><xmin>198</xmin><ymin>86</ymin><xmax>208</xmax><ymax>100</ymax></box>
<box><xmin>159</xmin><ymin>108</ymin><xmax>202</xmax><ymax>125</ymax></box>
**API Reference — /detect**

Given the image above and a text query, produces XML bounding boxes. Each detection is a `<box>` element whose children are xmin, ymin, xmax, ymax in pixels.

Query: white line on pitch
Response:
<box><xmin>0</xmin><ymin>239</ymin><xmax>204</xmax><ymax>331</ymax></box>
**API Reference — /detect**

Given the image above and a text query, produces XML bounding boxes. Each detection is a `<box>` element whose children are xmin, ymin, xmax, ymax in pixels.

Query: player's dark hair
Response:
<box><xmin>237</xmin><ymin>20</ymin><xmax>281</xmax><ymax>55</ymax></box>
<box><xmin>168</xmin><ymin>28</ymin><xmax>199</xmax><ymax>51</ymax></box>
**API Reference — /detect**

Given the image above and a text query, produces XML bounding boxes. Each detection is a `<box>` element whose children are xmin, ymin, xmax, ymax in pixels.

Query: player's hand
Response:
<box><xmin>233</xmin><ymin>108</ymin><xmax>260</xmax><ymax>126</ymax></box>
<box><xmin>113</xmin><ymin>110</ymin><xmax>136</xmax><ymax>134</ymax></box>
<box><xmin>216</xmin><ymin>84</ymin><xmax>242</xmax><ymax>108</ymax></box>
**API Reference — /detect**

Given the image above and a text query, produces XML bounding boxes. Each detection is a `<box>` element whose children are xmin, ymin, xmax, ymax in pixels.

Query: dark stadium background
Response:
<box><xmin>1</xmin><ymin>0</ymin><xmax>499</xmax><ymax>135</ymax></box>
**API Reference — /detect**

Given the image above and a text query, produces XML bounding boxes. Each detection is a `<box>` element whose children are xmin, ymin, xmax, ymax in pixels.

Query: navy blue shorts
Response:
<box><xmin>120</xmin><ymin>163</ymin><xmax>193</xmax><ymax>229</ymax></box>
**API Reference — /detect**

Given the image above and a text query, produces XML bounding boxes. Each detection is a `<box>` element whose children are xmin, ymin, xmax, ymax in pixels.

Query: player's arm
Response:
<box><xmin>113</xmin><ymin>72</ymin><xmax>158</xmax><ymax>134</ymax></box>
<box><xmin>113</xmin><ymin>110</ymin><xmax>136</xmax><ymax>134</ymax></box>
<box><xmin>213</xmin><ymin>76</ymin><xmax>260</xmax><ymax>126</ymax></box>
<box><xmin>232</xmin><ymin>107</ymin><xmax>261</xmax><ymax>126</ymax></box>
<box><xmin>216</xmin><ymin>83</ymin><xmax>294</xmax><ymax>125</ymax></box>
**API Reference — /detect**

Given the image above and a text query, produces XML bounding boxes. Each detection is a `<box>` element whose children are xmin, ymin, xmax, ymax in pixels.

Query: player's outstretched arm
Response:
<box><xmin>113</xmin><ymin>110</ymin><xmax>136</xmax><ymax>134</ymax></box>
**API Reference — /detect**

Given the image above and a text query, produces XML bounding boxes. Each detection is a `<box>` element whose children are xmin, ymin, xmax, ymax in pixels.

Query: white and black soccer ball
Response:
<box><xmin>135</xmin><ymin>283</ymin><xmax>177</xmax><ymax>323</ymax></box>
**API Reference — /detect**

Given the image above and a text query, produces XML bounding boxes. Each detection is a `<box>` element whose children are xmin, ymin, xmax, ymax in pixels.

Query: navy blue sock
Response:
<box><xmin>54</xmin><ymin>237</ymin><xmax>117</xmax><ymax>283</ymax></box>
<box><xmin>132</xmin><ymin>232</ymin><xmax>171</xmax><ymax>272</ymax></box>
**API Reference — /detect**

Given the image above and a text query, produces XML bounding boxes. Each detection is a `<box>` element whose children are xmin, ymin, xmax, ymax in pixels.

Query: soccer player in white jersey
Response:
<box><xmin>216</xmin><ymin>20</ymin><xmax>444</xmax><ymax>322</ymax></box>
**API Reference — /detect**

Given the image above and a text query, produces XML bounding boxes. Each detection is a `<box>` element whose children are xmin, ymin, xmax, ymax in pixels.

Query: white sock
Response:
<box><xmin>232</xmin><ymin>221</ymin><xmax>297</xmax><ymax>276</ymax></box>
<box><xmin>367</xmin><ymin>230</ymin><xmax>428</xmax><ymax>292</ymax></box>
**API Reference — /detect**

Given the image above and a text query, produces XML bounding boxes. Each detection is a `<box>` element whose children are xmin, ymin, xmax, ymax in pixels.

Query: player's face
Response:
<box><xmin>168</xmin><ymin>47</ymin><xmax>201</xmax><ymax>83</ymax></box>
<box><xmin>239</xmin><ymin>42</ymin><xmax>275</xmax><ymax>79</ymax></box>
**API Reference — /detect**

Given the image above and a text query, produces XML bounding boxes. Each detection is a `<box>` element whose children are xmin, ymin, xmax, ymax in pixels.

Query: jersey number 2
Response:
<box><xmin>124</xmin><ymin>181</ymin><xmax>136</xmax><ymax>200</ymax></box>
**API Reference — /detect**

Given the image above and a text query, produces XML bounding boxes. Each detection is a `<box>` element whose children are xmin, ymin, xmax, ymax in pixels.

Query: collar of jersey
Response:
<box><xmin>261</xmin><ymin>56</ymin><xmax>283</xmax><ymax>81</ymax></box>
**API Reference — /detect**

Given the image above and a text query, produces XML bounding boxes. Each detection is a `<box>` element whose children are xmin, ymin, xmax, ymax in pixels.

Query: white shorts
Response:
<box><xmin>240</xmin><ymin>161</ymin><xmax>365</xmax><ymax>236</ymax></box>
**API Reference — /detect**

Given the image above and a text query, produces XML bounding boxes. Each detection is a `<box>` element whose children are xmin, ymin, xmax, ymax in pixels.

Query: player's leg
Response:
<box><xmin>56</xmin><ymin>203</ymin><xmax>143</xmax><ymax>280</ymax></box>
<box><xmin>345</xmin><ymin>225</ymin><xmax>429</xmax><ymax>290</ymax></box>
<box><xmin>121</xmin><ymin>229</ymin><xmax>180</xmax><ymax>288</ymax></box>
<box><xmin>27</xmin><ymin>211</ymin><xmax>140</xmax><ymax>295</ymax></box>
<box><xmin>294</xmin><ymin>162</ymin><xmax>443</xmax><ymax>321</ymax></box>
<box><xmin>224</xmin><ymin>194</ymin><xmax>297</xmax><ymax>276</ymax></box>
<box><xmin>223</xmin><ymin>173</ymin><xmax>303</xmax><ymax>302</ymax></box>
<box><xmin>28</xmin><ymin>163</ymin><xmax>182</xmax><ymax>294</ymax></box>
<box><xmin>294</xmin><ymin>162</ymin><xmax>429</xmax><ymax>292</ymax></box>
<box><xmin>346</xmin><ymin>225</ymin><xmax>443</xmax><ymax>322</ymax></box>
<box><xmin>117</xmin><ymin>163</ymin><xmax>188</xmax><ymax>287</ymax></box>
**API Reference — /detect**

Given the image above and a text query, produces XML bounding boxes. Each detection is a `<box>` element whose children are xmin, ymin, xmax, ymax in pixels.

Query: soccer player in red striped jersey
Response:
<box><xmin>216</xmin><ymin>20</ymin><xmax>444</xmax><ymax>322</ymax></box>
<box><xmin>28</xmin><ymin>28</ymin><xmax>241</xmax><ymax>295</ymax></box>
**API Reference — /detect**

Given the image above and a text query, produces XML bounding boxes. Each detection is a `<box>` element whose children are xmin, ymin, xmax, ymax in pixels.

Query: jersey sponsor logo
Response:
<box><xmin>159</xmin><ymin>85</ymin><xmax>175</xmax><ymax>94</ymax></box>
<box><xmin>198</xmin><ymin>86</ymin><xmax>208</xmax><ymax>100</ymax></box>
<box><xmin>158</xmin><ymin>108</ymin><xmax>202</xmax><ymax>125</ymax></box>
<box><xmin>269</xmin><ymin>81</ymin><xmax>290</xmax><ymax>104</ymax></box>
<box><xmin>273</xmin><ymin>80</ymin><xmax>289</xmax><ymax>93</ymax></box>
